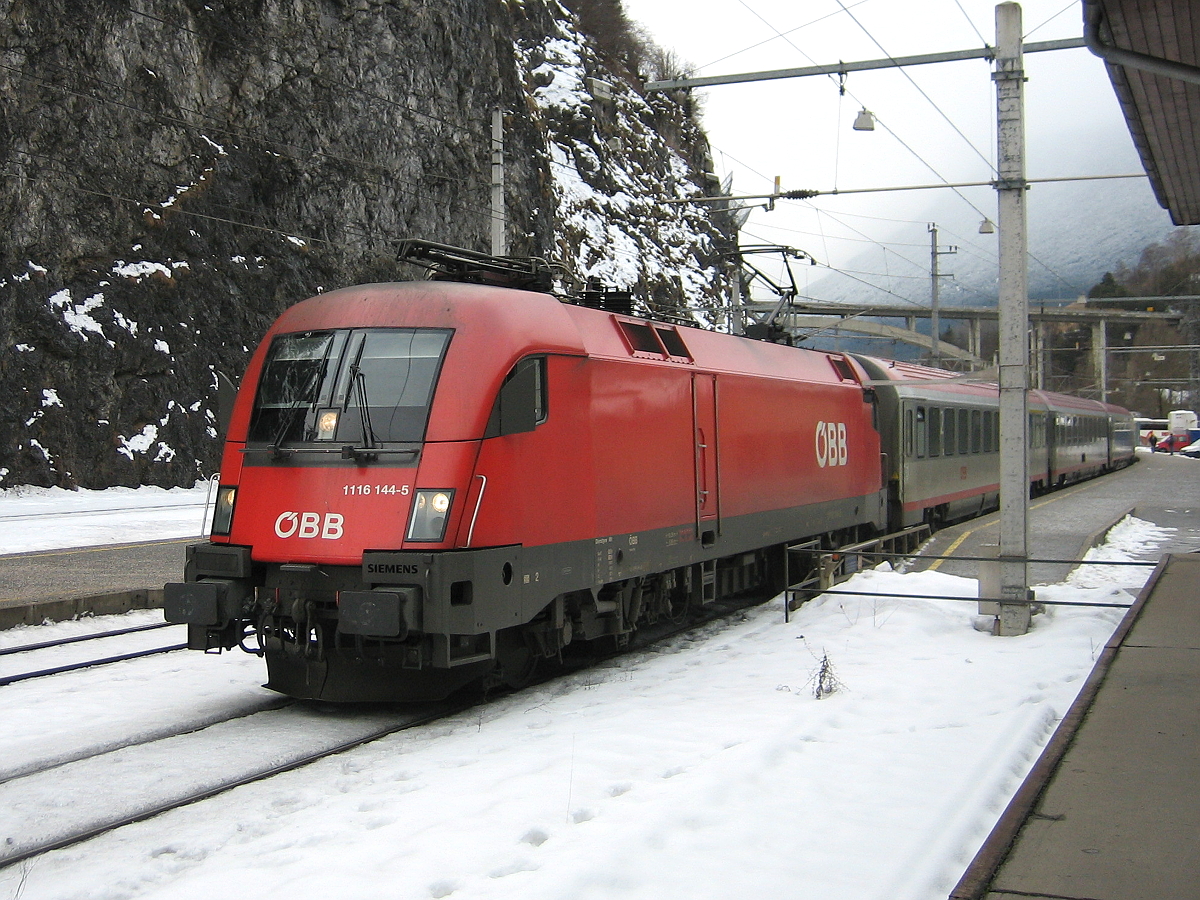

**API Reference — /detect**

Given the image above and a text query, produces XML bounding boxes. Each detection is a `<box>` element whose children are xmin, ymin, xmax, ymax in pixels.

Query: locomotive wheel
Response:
<box><xmin>495</xmin><ymin>630</ymin><xmax>538</xmax><ymax>690</ymax></box>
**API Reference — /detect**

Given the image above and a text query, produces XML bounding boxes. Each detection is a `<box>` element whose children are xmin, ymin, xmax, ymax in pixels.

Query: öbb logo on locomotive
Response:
<box><xmin>274</xmin><ymin>511</ymin><xmax>345</xmax><ymax>540</ymax></box>
<box><xmin>816</xmin><ymin>421</ymin><xmax>848</xmax><ymax>468</ymax></box>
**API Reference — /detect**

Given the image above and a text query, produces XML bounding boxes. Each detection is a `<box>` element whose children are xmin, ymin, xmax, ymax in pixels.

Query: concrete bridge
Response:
<box><xmin>741</xmin><ymin>297</ymin><xmax>1189</xmax><ymax>397</ymax></box>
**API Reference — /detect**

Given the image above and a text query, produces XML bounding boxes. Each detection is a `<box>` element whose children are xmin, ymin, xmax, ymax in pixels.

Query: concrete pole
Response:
<box><xmin>930</xmin><ymin>223</ymin><xmax>941</xmax><ymax>367</ymax></box>
<box><xmin>731</xmin><ymin>265</ymin><xmax>743</xmax><ymax>334</ymax></box>
<box><xmin>994</xmin><ymin>2</ymin><xmax>1031</xmax><ymax>635</ymax></box>
<box><xmin>1032</xmin><ymin>322</ymin><xmax>1045</xmax><ymax>389</ymax></box>
<box><xmin>1093</xmin><ymin>318</ymin><xmax>1109</xmax><ymax>402</ymax></box>
<box><xmin>490</xmin><ymin>108</ymin><xmax>507</xmax><ymax>257</ymax></box>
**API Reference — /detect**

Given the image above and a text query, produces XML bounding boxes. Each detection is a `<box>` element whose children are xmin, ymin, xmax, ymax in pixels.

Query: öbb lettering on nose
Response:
<box><xmin>274</xmin><ymin>511</ymin><xmax>345</xmax><ymax>539</ymax></box>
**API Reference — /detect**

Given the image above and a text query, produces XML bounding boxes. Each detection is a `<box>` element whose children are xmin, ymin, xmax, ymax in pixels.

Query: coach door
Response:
<box><xmin>693</xmin><ymin>373</ymin><xmax>721</xmax><ymax>544</ymax></box>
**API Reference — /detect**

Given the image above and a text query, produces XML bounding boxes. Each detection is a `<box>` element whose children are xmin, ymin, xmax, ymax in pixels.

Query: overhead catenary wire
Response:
<box><xmin>1022</xmin><ymin>0</ymin><xmax>1079</xmax><ymax>40</ymax></box>
<box><xmin>126</xmin><ymin>4</ymin><xmax>495</xmax><ymax>146</ymax></box>
<box><xmin>691</xmin><ymin>1</ymin><xmax>1083</xmax><ymax>270</ymax></box>
<box><xmin>0</xmin><ymin>68</ymin><xmax>505</xmax><ymax>247</ymax></box>
<box><xmin>135</xmin><ymin>0</ymin><xmax>665</xmax><ymax>211</ymax></box>
<box><xmin>36</xmin><ymin>172</ymin><xmax>367</xmax><ymax>255</ymax></box>
<box><xmin>831</xmin><ymin>0</ymin><xmax>997</xmax><ymax>176</ymax></box>
<box><xmin>740</xmin><ymin>225</ymin><xmax>928</xmax><ymax>308</ymax></box>
<box><xmin>952</xmin><ymin>0</ymin><xmax>991</xmax><ymax>48</ymax></box>
<box><xmin>0</xmin><ymin>76</ymin><xmax>492</xmax><ymax>234</ymax></box>
<box><xmin>703</xmin><ymin>140</ymin><xmax>959</xmax><ymax>299</ymax></box>
<box><xmin>1</xmin><ymin>61</ymin><xmax>483</xmax><ymax>198</ymax></box>
<box><xmin>693</xmin><ymin>1</ymin><xmax>871</xmax><ymax>73</ymax></box>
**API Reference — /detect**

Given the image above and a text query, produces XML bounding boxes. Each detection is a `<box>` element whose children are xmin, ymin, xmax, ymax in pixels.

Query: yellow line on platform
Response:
<box><xmin>926</xmin><ymin>482</ymin><xmax>1100</xmax><ymax>571</ymax></box>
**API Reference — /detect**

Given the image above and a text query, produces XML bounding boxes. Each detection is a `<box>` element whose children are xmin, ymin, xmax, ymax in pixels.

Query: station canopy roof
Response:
<box><xmin>1086</xmin><ymin>0</ymin><xmax>1200</xmax><ymax>225</ymax></box>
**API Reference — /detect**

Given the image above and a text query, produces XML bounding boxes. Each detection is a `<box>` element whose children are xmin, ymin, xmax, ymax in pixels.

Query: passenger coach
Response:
<box><xmin>856</xmin><ymin>356</ymin><xmax>1136</xmax><ymax>529</ymax></box>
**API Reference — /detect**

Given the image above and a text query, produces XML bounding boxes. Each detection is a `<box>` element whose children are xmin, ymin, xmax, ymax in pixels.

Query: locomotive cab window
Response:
<box><xmin>485</xmin><ymin>356</ymin><xmax>547</xmax><ymax>438</ymax></box>
<box><xmin>247</xmin><ymin>328</ymin><xmax>451</xmax><ymax>445</ymax></box>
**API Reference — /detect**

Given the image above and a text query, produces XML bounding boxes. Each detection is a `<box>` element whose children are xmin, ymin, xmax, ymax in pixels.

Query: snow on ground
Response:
<box><xmin>0</xmin><ymin>482</ymin><xmax>213</xmax><ymax>554</ymax></box>
<box><xmin>0</xmin><ymin>487</ymin><xmax>1174</xmax><ymax>900</ymax></box>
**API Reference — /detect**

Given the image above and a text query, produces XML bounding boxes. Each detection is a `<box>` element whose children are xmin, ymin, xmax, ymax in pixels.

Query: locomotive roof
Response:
<box><xmin>265</xmin><ymin>280</ymin><xmax>869</xmax><ymax>386</ymax></box>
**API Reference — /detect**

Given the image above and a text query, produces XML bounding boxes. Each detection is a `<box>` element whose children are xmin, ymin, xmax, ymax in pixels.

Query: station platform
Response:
<box><xmin>0</xmin><ymin>538</ymin><xmax>189</xmax><ymax>629</ymax></box>
<box><xmin>951</xmin><ymin>551</ymin><xmax>1200</xmax><ymax>900</ymax></box>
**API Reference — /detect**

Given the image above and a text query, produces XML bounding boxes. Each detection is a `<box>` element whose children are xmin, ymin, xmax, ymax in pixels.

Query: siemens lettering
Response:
<box><xmin>365</xmin><ymin>563</ymin><xmax>421</xmax><ymax>575</ymax></box>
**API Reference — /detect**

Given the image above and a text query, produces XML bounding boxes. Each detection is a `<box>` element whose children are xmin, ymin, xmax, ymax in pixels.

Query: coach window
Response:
<box><xmin>971</xmin><ymin>409</ymin><xmax>982</xmax><ymax>453</ymax></box>
<box><xmin>485</xmin><ymin>356</ymin><xmax>547</xmax><ymax>438</ymax></box>
<box><xmin>915</xmin><ymin>406</ymin><xmax>927</xmax><ymax>458</ymax></box>
<box><xmin>929</xmin><ymin>407</ymin><xmax>942</xmax><ymax>457</ymax></box>
<box><xmin>904</xmin><ymin>408</ymin><xmax>914</xmax><ymax>457</ymax></box>
<box><xmin>944</xmin><ymin>407</ymin><xmax>956</xmax><ymax>456</ymax></box>
<box><xmin>957</xmin><ymin>409</ymin><xmax>969</xmax><ymax>454</ymax></box>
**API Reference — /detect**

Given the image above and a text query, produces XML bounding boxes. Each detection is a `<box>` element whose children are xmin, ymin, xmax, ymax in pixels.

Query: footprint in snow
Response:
<box><xmin>520</xmin><ymin>827</ymin><xmax>550</xmax><ymax>847</ymax></box>
<box><xmin>490</xmin><ymin>858</ymin><xmax>541</xmax><ymax>878</ymax></box>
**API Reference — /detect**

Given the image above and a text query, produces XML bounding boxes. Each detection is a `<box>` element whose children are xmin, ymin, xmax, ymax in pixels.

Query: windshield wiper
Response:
<box><xmin>341</xmin><ymin>366</ymin><xmax>379</xmax><ymax>463</ymax></box>
<box><xmin>269</xmin><ymin>368</ymin><xmax>322</xmax><ymax>460</ymax></box>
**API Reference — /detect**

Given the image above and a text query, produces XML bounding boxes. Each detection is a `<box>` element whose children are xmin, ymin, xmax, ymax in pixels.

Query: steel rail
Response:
<box><xmin>0</xmin><ymin>701</ymin><xmax>471</xmax><ymax>871</ymax></box>
<box><xmin>0</xmin><ymin>643</ymin><xmax>187</xmax><ymax>686</ymax></box>
<box><xmin>864</xmin><ymin>551</ymin><xmax>1157</xmax><ymax>567</ymax></box>
<box><xmin>0</xmin><ymin>589</ymin><xmax>772</xmax><ymax>871</ymax></box>
<box><xmin>0</xmin><ymin>621</ymin><xmax>177</xmax><ymax>657</ymax></box>
<box><xmin>0</xmin><ymin>502</ymin><xmax>207</xmax><ymax>522</ymax></box>
<box><xmin>0</xmin><ymin>698</ymin><xmax>295</xmax><ymax>786</ymax></box>
<box><xmin>796</xmin><ymin>588</ymin><xmax>1133</xmax><ymax>609</ymax></box>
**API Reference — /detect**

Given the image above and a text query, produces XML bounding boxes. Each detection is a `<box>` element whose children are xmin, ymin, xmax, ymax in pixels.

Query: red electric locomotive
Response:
<box><xmin>165</xmin><ymin>242</ymin><xmax>888</xmax><ymax>700</ymax></box>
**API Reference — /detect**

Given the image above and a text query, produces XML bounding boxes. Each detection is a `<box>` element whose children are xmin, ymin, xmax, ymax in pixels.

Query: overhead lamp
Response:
<box><xmin>978</xmin><ymin>218</ymin><xmax>996</xmax><ymax>234</ymax></box>
<box><xmin>852</xmin><ymin>108</ymin><xmax>876</xmax><ymax>131</ymax></box>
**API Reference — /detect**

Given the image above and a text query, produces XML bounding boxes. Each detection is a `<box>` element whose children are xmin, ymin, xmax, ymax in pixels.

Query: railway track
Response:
<box><xmin>0</xmin><ymin>698</ymin><xmax>467</xmax><ymax>870</ymax></box>
<box><xmin>0</xmin><ymin>621</ymin><xmax>187</xmax><ymax>687</ymax></box>
<box><xmin>0</xmin><ymin>501</ymin><xmax>208</xmax><ymax>523</ymax></box>
<box><xmin>0</xmin><ymin>589</ymin><xmax>773</xmax><ymax>871</ymax></box>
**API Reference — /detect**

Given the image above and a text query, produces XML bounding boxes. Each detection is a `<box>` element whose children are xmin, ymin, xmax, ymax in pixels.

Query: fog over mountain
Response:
<box><xmin>810</xmin><ymin>135</ymin><xmax>1179</xmax><ymax>308</ymax></box>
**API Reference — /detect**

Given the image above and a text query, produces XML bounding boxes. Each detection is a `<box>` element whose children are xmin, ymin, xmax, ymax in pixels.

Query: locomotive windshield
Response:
<box><xmin>247</xmin><ymin>328</ymin><xmax>451</xmax><ymax>445</ymax></box>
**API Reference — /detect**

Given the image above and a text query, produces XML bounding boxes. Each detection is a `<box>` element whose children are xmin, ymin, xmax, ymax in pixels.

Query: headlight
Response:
<box><xmin>316</xmin><ymin>408</ymin><xmax>339</xmax><ymax>440</ymax></box>
<box><xmin>212</xmin><ymin>485</ymin><xmax>238</xmax><ymax>536</ymax></box>
<box><xmin>407</xmin><ymin>489</ymin><xmax>454</xmax><ymax>542</ymax></box>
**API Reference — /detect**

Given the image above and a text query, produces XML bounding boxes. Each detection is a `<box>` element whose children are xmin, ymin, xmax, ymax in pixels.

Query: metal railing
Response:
<box><xmin>783</xmin><ymin>525</ymin><xmax>931</xmax><ymax>622</ymax></box>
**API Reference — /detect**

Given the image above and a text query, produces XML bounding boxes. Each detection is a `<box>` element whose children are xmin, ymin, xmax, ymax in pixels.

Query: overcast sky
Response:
<box><xmin>621</xmin><ymin>0</ymin><xmax>1175</xmax><ymax>306</ymax></box>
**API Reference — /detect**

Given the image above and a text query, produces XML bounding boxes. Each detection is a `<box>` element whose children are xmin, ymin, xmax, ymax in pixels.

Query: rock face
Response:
<box><xmin>0</xmin><ymin>0</ymin><xmax>728</xmax><ymax>489</ymax></box>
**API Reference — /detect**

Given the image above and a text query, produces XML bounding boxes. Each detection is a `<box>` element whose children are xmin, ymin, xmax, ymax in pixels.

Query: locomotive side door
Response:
<box><xmin>692</xmin><ymin>373</ymin><xmax>721</xmax><ymax>543</ymax></box>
